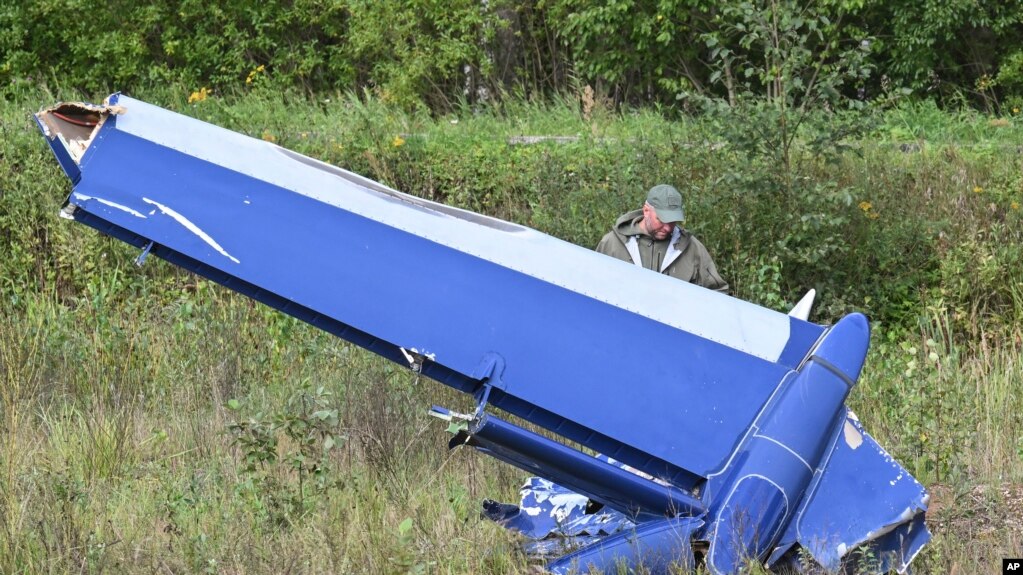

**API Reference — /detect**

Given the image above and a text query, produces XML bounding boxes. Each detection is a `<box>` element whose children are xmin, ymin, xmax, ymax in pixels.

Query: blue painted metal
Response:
<box><xmin>459</xmin><ymin>414</ymin><xmax>706</xmax><ymax>520</ymax></box>
<box><xmin>547</xmin><ymin>516</ymin><xmax>703</xmax><ymax>575</ymax></box>
<box><xmin>768</xmin><ymin>410</ymin><xmax>932</xmax><ymax>573</ymax></box>
<box><xmin>701</xmin><ymin>313</ymin><xmax>868</xmax><ymax>574</ymax></box>
<box><xmin>35</xmin><ymin>96</ymin><xmax>929</xmax><ymax>574</ymax></box>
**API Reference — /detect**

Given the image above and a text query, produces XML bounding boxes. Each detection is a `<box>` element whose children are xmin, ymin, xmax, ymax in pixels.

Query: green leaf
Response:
<box><xmin>445</xmin><ymin>421</ymin><xmax>468</xmax><ymax>435</ymax></box>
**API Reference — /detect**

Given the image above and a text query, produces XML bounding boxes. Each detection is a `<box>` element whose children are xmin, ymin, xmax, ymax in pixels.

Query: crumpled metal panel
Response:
<box><xmin>484</xmin><ymin>478</ymin><xmax>700</xmax><ymax>575</ymax></box>
<box><xmin>769</xmin><ymin>410</ymin><xmax>929</xmax><ymax>573</ymax></box>
<box><xmin>480</xmin><ymin>316</ymin><xmax>928</xmax><ymax>574</ymax></box>
<box><xmin>482</xmin><ymin>477</ymin><xmax>633</xmax><ymax>541</ymax></box>
<box><xmin>546</xmin><ymin>516</ymin><xmax>703</xmax><ymax>575</ymax></box>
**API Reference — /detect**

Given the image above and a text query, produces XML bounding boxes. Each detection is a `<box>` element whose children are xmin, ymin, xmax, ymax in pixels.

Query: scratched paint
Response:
<box><xmin>142</xmin><ymin>197</ymin><xmax>240</xmax><ymax>264</ymax></box>
<box><xmin>843</xmin><ymin>419</ymin><xmax>863</xmax><ymax>449</ymax></box>
<box><xmin>72</xmin><ymin>193</ymin><xmax>148</xmax><ymax>218</ymax></box>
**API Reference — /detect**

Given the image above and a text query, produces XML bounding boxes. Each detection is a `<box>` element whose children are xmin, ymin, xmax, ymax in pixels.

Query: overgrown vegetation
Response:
<box><xmin>2</xmin><ymin>80</ymin><xmax>1021</xmax><ymax>572</ymax></box>
<box><xmin>2</xmin><ymin>1</ymin><xmax>1022</xmax><ymax>571</ymax></box>
<box><xmin>3</xmin><ymin>0</ymin><xmax>1023</xmax><ymax>111</ymax></box>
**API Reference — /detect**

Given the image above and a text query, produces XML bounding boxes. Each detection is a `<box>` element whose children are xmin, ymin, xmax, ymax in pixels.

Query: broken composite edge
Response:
<box><xmin>35</xmin><ymin>95</ymin><xmax>930</xmax><ymax>575</ymax></box>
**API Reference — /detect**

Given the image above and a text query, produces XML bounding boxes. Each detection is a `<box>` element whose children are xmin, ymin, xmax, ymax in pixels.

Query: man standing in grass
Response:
<box><xmin>596</xmin><ymin>184</ymin><xmax>728</xmax><ymax>293</ymax></box>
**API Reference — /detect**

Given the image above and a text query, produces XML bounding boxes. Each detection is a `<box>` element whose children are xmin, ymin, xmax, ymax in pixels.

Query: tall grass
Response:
<box><xmin>2</xmin><ymin>84</ymin><xmax>1022</xmax><ymax>572</ymax></box>
<box><xmin>0</xmin><ymin>287</ymin><xmax>528</xmax><ymax>574</ymax></box>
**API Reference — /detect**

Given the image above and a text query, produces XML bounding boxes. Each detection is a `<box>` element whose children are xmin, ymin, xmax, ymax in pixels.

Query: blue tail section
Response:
<box><xmin>768</xmin><ymin>410</ymin><xmax>930</xmax><ymax>573</ymax></box>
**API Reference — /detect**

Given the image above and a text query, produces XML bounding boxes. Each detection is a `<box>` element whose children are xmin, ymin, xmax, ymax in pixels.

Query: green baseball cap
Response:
<box><xmin>646</xmin><ymin>184</ymin><xmax>685</xmax><ymax>223</ymax></box>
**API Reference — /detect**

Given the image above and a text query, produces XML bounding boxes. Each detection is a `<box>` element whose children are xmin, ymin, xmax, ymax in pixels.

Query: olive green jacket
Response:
<box><xmin>595</xmin><ymin>209</ymin><xmax>729</xmax><ymax>293</ymax></box>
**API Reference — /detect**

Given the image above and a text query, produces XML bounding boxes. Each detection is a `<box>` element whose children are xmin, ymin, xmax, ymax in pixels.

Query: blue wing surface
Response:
<box><xmin>37</xmin><ymin>95</ymin><xmax>826</xmax><ymax>484</ymax></box>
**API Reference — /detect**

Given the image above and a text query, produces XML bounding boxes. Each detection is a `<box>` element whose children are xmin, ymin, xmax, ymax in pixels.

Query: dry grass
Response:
<box><xmin>2</xmin><ymin>87</ymin><xmax>1022</xmax><ymax>573</ymax></box>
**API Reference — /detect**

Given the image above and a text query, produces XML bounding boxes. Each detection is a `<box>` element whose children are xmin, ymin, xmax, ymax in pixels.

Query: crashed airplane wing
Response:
<box><xmin>36</xmin><ymin>95</ymin><xmax>929</xmax><ymax>574</ymax></box>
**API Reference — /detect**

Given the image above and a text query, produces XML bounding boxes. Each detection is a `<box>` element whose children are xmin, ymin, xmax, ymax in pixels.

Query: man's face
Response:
<box><xmin>642</xmin><ymin>203</ymin><xmax>676</xmax><ymax>240</ymax></box>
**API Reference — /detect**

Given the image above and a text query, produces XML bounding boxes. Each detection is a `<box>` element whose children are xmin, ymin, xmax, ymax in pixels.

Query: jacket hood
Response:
<box><xmin>610</xmin><ymin>208</ymin><xmax>690</xmax><ymax>247</ymax></box>
<box><xmin>611</xmin><ymin>209</ymin><xmax>646</xmax><ymax>241</ymax></box>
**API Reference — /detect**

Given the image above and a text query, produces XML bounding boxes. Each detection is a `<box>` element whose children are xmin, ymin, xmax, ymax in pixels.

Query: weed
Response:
<box><xmin>227</xmin><ymin>382</ymin><xmax>343</xmax><ymax>528</ymax></box>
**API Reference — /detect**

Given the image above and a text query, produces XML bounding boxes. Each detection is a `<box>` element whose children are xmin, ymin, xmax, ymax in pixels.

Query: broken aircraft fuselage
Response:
<box><xmin>35</xmin><ymin>95</ymin><xmax>929</xmax><ymax>574</ymax></box>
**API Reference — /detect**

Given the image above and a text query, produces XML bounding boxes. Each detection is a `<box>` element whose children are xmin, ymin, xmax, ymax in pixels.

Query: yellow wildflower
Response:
<box><xmin>1014</xmin><ymin>107</ymin><xmax>1021</xmax><ymax>114</ymax></box>
<box><xmin>973</xmin><ymin>186</ymin><xmax>983</xmax><ymax>194</ymax></box>
<box><xmin>1012</xmin><ymin>201</ymin><xmax>1020</xmax><ymax>210</ymax></box>
<box><xmin>188</xmin><ymin>87</ymin><xmax>209</xmax><ymax>104</ymax></box>
<box><xmin>857</xmin><ymin>201</ymin><xmax>878</xmax><ymax>219</ymax></box>
<box><xmin>392</xmin><ymin>135</ymin><xmax>405</xmax><ymax>148</ymax></box>
<box><xmin>246</xmin><ymin>64</ymin><xmax>267</xmax><ymax>85</ymax></box>
<box><xmin>261</xmin><ymin>130</ymin><xmax>276</xmax><ymax>143</ymax></box>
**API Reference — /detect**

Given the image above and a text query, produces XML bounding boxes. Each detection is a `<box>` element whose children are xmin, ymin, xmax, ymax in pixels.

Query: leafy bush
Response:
<box><xmin>228</xmin><ymin>383</ymin><xmax>342</xmax><ymax>528</ymax></box>
<box><xmin>0</xmin><ymin>0</ymin><xmax>493</xmax><ymax>110</ymax></box>
<box><xmin>4</xmin><ymin>0</ymin><xmax>1023</xmax><ymax>110</ymax></box>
